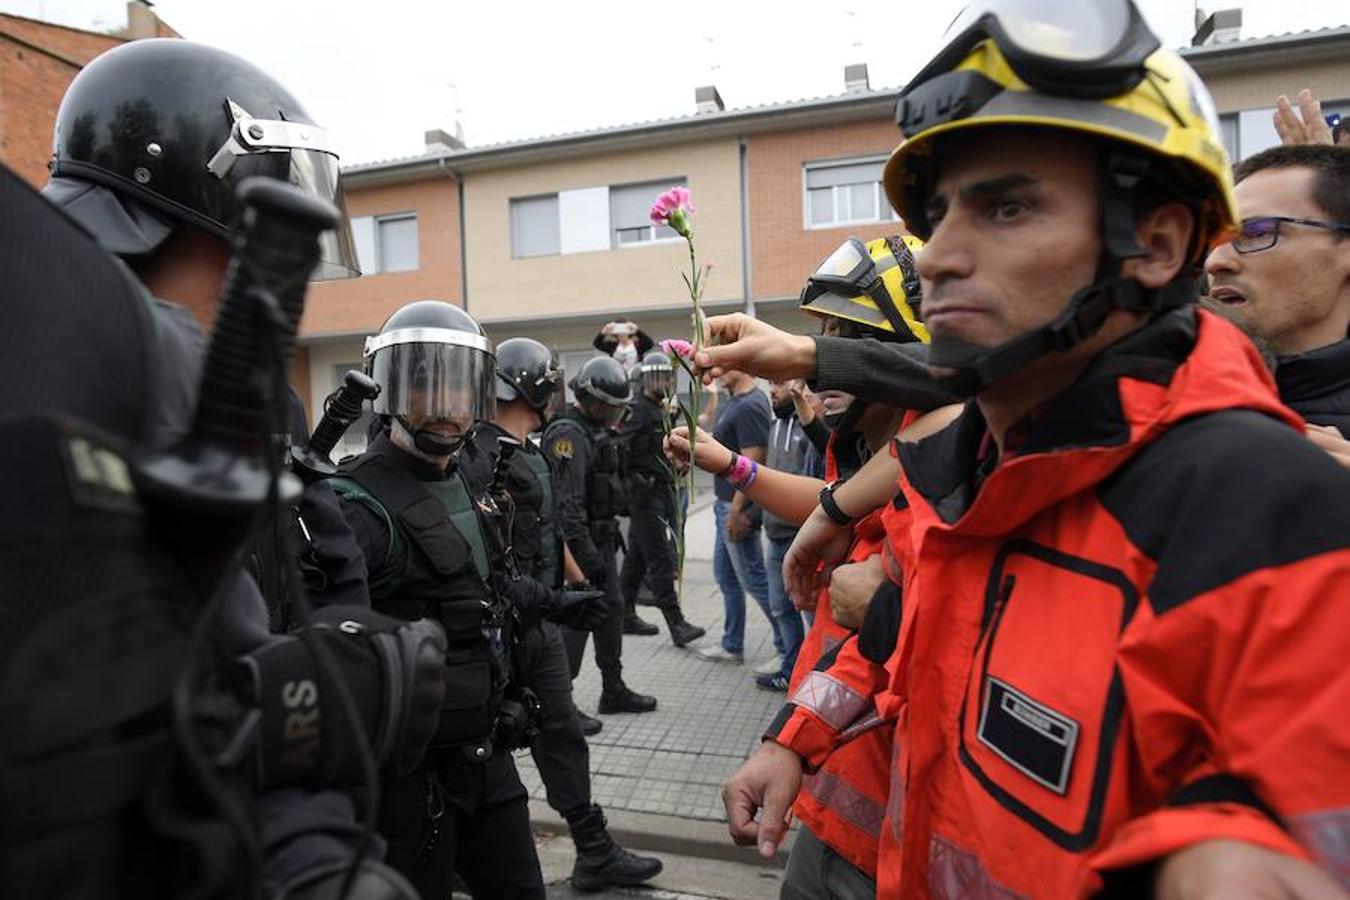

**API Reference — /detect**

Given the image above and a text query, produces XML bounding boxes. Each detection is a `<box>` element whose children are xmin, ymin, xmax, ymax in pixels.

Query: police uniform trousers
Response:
<box><xmin>524</xmin><ymin>620</ymin><xmax>591</xmax><ymax>816</ymax></box>
<box><xmin>377</xmin><ymin>749</ymin><xmax>544</xmax><ymax>900</ymax></box>
<box><xmin>620</xmin><ymin>481</ymin><xmax>679</xmax><ymax>611</ymax></box>
<box><xmin>561</xmin><ymin>531</ymin><xmax>626</xmax><ymax>689</ymax></box>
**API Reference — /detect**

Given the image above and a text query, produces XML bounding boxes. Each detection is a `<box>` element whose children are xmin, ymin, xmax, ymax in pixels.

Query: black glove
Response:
<box><xmin>239</xmin><ymin>605</ymin><xmax>447</xmax><ymax>789</ymax></box>
<box><xmin>546</xmin><ymin>587</ymin><xmax>608</xmax><ymax>631</ymax></box>
<box><xmin>503</xmin><ymin>574</ymin><xmax>554</xmax><ymax>628</ymax></box>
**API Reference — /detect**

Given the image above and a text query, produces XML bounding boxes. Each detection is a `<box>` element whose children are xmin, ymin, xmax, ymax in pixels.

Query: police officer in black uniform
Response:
<box><xmin>333</xmin><ymin>301</ymin><xmax>546</xmax><ymax>899</ymax></box>
<box><xmin>460</xmin><ymin>337</ymin><xmax>666</xmax><ymax>891</ymax></box>
<box><xmin>619</xmin><ymin>352</ymin><xmax>707</xmax><ymax>647</ymax></box>
<box><xmin>544</xmin><ymin>356</ymin><xmax>658</xmax><ymax>715</ymax></box>
<box><xmin>34</xmin><ymin>39</ymin><xmax>410</xmax><ymax>898</ymax></box>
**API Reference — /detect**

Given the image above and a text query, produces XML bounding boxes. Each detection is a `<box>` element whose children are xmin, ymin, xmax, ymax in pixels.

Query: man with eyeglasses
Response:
<box><xmin>1205</xmin><ymin>145</ymin><xmax>1350</xmax><ymax>467</ymax></box>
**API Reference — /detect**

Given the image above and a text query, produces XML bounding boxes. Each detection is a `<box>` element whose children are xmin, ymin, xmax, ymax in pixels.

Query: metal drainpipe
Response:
<box><xmin>739</xmin><ymin>137</ymin><xmax>754</xmax><ymax>318</ymax></box>
<box><xmin>438</xmin><ymin>157</ymin><xmax>470</xmax><ymax>313</ymax></box>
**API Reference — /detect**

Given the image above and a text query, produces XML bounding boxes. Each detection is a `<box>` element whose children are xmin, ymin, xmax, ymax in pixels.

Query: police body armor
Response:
<box><xmin>623</xmin><ymin>394</ymin><xmax>672</xmax><ymax>497</ymax></box>
<box><xmin>519</xmin><ymin>449</ymin><xmax>564</xmax><ymax>590</ymax></box>
<box><xmin>546</xmin><ymin>407</ymin><xmax>627</xmax><ymax>533</ymax></box>
<box><xmin>331</xmin><ymin>446</ymin><xmax>506</xmax><ymax>754</ymax></box>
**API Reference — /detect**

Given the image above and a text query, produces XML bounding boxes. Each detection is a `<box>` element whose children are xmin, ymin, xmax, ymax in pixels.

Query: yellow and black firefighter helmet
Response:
<box><xmin>884</xmin><ymin>0</ymin><xmax>1238</xmax><ymax>265</ymax></box>
<box><xmin>800</xmin><ymin>235</ymin><xmax>929</xmax><ymax>344</ymax></box>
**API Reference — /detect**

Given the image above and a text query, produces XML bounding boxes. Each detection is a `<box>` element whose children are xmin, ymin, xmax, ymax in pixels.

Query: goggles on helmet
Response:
<box><xmin>899</xmin><ymin>0</ymin><xmax>1160</xmax><ymax>139</ymax></box>
<box><xmin>800</xmin><ymin>237</ymin><xmax>923</xmax><ymax>340</ymax></box>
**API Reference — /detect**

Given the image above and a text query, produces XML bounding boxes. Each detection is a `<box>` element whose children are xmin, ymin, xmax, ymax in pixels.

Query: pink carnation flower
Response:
<box><xmin>660</xmin><ymin>338</ymin><xmax>694</xmax><ymax>359</ymax></box>
<box><xmin>649</xmin><ymin>186</ymin><xmax>695</xmax><ymax>237</ymax></box>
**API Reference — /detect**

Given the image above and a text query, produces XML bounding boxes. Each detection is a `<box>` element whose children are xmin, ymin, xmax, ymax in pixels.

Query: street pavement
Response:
<box><xmin>513</xmin><ymin>494</ymin><xmax>794</xmax><ymax>897</ymax></box>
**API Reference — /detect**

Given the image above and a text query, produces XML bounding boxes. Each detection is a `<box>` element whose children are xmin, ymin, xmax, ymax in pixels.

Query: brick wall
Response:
<box><xmin>0</xmin><ymin>16</ymin><xmax>126</xmax><ymax>187</ymax></box>
<box><xmin>747</xmin><ymin>116</ymin><xmax>903</xmax><ymax>302</ymax></box>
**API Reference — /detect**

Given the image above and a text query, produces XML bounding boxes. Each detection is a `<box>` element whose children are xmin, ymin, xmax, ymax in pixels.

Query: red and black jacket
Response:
<box><xmin>773</xmin><ymin>308</ymin><xmax>1350</xmax><ymax>897</ymax></box>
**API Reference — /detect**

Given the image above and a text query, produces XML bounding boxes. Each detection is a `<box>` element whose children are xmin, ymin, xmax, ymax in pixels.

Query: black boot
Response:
<box><xmin>576</xmin><ymin>709</ymin><xmax>603</xmax><ymax>736</ymax></box>
<box><xmin>598</xmin><ymin>683</ymin><xmax>657</xmax><ymax>714</ymax></box>
<box><xmin>622</xmin><ymin>598</ymin><xmax>659</xmax><ymax>635</ymax></box>
<box><xmin>566</xmin><ymin>804</ymin><xmax>663</xmax><ymax>892</ymax></box>
<box><xmin>661</xmin><ymin>606</ymin><xmax>706</xmax><ymax>648</ymax></box>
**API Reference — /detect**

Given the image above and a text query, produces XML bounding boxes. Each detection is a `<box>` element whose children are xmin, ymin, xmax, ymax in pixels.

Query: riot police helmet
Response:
<box><xmin>570</xmin><ymin>355</ymin><xmax>631</xmax><ymax>428</ymax></box>
<box><xmin>495</xmin><ymin>337</ymin><xmax>562</xmax><ymax>416</ymax></box>
<box><xmin>638</xmin><ymin>351</ymin><xmax>675</xmax><ymax>402</ymax></box>
<box><xmin>43</xmin><ymin>39</ymin><xmax>358</xmax><ymax>280</ymax></box>
<box><xmin>365</xmin><ymin>300</ymin><xmax>495</xmax><ymax>455</ymax></box>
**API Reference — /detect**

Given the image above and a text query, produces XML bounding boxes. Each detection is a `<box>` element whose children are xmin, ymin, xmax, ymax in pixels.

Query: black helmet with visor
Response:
<box><xmin>495</xmin><ymin>337</ymin><xmax>562</xmax><ymax>422</ymax></box>
<box><xmin>570</xmin><ymin>356</ymin><xmax>631</xmax><ymax>428</ymax></box>
<box><xmin>639</xmin><ymin>351</ymin><xmax>675</xmax><ymax>401</ymax></box>
<box><xmin>44</xmin><ymin>39</ymin><xmax>357</xmax><ymax>280</ymax></box>
<box><xmin>365</xmin><ymin>301</ymin><xmax>495</xmax><ymax>456</ymax></box>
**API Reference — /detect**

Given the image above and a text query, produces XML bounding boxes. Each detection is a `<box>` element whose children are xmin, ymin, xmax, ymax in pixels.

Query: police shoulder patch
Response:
<box><xmin>551</xmin><ymin>436</ymin><xmax>574</xmax><ymax>460</ymax></box>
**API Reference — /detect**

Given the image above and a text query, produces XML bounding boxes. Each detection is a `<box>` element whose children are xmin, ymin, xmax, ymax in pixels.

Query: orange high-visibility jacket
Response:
<box><xmin>785</xmin><ymin>506</ymin><xmax>893</xmax><ymax>877</ymax></box>
<box><xmin>777</xmin><ymin>417</ymin><xmax>924</xmax><ymax>878</ymax></box>
<box><xmin>775</xmin><ymin>309</ymin><xmax>1350</xmax><ymax>897</ymax></box>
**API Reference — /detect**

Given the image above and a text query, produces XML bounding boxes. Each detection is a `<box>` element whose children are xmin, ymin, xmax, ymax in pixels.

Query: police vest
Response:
<box><xmin>623</xmin><ymin>394</ymin><xmax>673</xmax><ymax>488</ymax></box>
<box><xmin>330</xmin><ymin>449</ymin><xmax>505</xmax><ymax>750</ymax></box>
<box><xmin>545</xmin><ymin>408</ymin><xmax>627</xmax><ymax>523</ymax></box>
<box><xmin>520</xmin><ymin>449</ymin><xmax>563</xmax><ymax>589</ymax></box>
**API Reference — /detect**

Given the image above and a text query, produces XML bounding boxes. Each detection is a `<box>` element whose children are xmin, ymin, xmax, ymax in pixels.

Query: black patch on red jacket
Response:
<box><xmin>858</xmin><ymin>580</ymin><xmax>901</xmax><ymax>665</ymax></box>
<box><xmin>1098</xmin><ymin>409</ymin><xmax>1350</xmax><ymax>614</ymax></box>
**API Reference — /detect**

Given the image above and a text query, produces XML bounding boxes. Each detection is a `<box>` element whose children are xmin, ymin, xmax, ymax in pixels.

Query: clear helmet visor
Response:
<box><xmin>947</xmin><ymin>0</ymin><xmax>1133</xmax><ymax>62</ymax></box>
<box><xmin>642</xmin><ymin>368</ymin><xmax>675</xmax><ymax>398</ymax></box>
<box><xmin>580</xmin><ymin>393</ymin><xmax>629</xmax><ymax>428</ymax></box>
<box><xmin>368</xmin><ymin>338</ymin><xmax>496</xmax><ymax>431</ymax></box>
<box><xmin>208</xmin><ymin>107</ymin><xmax>359</xmax><ymax>280</ymax></box>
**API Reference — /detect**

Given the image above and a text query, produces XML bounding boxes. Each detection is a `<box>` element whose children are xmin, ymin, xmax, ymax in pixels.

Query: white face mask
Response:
<box><xmin>613</xmin><ymin>343</ymin><xmax>639</xmax><ymax>372</ymax></box>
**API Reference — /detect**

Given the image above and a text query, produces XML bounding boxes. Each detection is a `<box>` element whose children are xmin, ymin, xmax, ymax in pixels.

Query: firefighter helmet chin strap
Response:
<box><xmin>928</xmin><ymin>152</ymin><xmax>1187</xmax><ymax>398</ymax></box>
<box><xmin>395</xmin><ymin>415</ymin><xmax>467</xmax><ymax>457</ymax></box>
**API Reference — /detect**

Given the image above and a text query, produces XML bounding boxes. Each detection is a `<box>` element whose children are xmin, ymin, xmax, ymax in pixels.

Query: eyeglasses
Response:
<box><xmin>1231</xmin><ymin>216</ymin><xmax>1350</xmax><ymax>254</ymax></box>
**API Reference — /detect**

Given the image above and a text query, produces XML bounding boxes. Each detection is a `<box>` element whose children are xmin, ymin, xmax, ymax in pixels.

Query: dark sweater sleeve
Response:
<box><xmin>802</xmin><ymin>416</ymin><xmax>831</xmax><ymax>455</ymax></box>
<box><xmin>811</xmin><ymin>336</ymin><xmax>959</xmax><ymax>411</ymax></box>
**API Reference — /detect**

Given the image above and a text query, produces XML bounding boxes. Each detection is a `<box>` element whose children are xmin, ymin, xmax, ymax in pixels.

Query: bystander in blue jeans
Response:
<box><xmin>764</xmin><ymin>535</ymin><xmax>805</xmax><ymax>680</ymax></box>
<box><xmin>713</xmin><ymin>499</ymin><xmax>777</xmax><ymax>656</ymax></box>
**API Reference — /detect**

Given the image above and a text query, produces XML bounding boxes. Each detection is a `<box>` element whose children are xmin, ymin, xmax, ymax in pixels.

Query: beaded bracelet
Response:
<box><xmin>727</xmin><ymin>458</ymin><xmax>759</xmax><ymax>492</ymax></box>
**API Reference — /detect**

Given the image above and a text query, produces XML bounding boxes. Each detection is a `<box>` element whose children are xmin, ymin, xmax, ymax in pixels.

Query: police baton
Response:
<box><xmin>290</xmin><ymin>369</ymin><xmax>380</xmax><ymax>483</ymax></box>
<box><xmin>136</xmin><ymin>177</ymin><xmax>338</xmax><ymax>582</ymax></box>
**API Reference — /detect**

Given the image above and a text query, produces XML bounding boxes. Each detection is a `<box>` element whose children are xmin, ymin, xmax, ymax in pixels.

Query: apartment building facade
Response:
<box><xmin>1</xmin><ymin>6</ymin><xmax>1346</xmax><ymax>446</ymax></box>
<box><xmin>299</xmin><ymin>73</ymin><xmax>907</xmax><ymax>437</ymax></box>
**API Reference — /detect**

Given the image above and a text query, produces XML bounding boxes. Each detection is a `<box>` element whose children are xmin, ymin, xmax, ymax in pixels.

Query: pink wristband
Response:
<box><xmin>726</xmin><ymin>453</ymin><xmax>754</xmax><ymax>486</ymax></box>
<box><xmin>727</xmin><ymin>455</ymin><xmax>758</xmax><ymax>491</ymax></box>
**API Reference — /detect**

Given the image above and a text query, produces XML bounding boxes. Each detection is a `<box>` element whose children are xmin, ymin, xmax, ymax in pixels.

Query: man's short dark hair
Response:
<box><xmin>1233</xmin><ymin>145</ymin><xmax>1350</xmax><ymax>227</ymax></box>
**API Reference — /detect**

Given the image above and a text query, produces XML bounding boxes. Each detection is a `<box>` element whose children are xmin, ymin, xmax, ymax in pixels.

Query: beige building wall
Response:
<box><xmin>1201</xmin><ymin>57</ymin><xmax>1350</xmax><ymax>113</ymax></box>
<box><xmin>462</xmin><ymin>138</ymin><xmax>745</xmax><ymax>323</ymax></box>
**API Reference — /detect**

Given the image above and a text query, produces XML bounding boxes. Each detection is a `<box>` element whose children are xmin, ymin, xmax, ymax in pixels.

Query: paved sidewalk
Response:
<box><xmin>513</xmin><ymin>498</ymin><xmax>787</xmax><ymax>825</ymax></box>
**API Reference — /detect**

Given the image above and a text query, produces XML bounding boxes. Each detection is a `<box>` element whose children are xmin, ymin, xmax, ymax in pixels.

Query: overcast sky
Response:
<box><xmin>5</xmin><ymin>0</ymin><xmax>1347</xmax><ymax>166</ymax></box>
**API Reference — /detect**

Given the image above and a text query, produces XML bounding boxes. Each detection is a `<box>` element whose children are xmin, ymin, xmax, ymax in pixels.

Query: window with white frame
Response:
<box><xmin>804</xmin><ymin>157</ymin><xmax>897</xmax><ymax>229</ymax></box>
<box><xmin>350</xmin><ymin>213</ymin><xmax>419</xmax><ymax>274</ymax></box>
<box><xmin>610</xmin><ymin>178</ymin><xmax>685</xmax><ymax>247</ymax></box>
<box><xmin>511</xmin><ymin>194</ymin><xmax>561</xmax><ymax>258</ymax></box>
<box><xmin>328</xmin><ymin>363</ymin><xmax>376</xmax><ymax>461</ymax></box>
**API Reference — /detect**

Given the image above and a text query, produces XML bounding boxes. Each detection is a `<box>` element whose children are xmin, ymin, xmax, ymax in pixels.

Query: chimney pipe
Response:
<box><xmin>695</xmin><ymin>85</ymin><xmax>724</xmax><ymax>115</ymax></box>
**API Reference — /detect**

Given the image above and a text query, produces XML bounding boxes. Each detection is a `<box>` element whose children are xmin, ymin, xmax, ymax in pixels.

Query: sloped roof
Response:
<box><xmin>342</xmin><ymin>86</ymin><xmax>899</xmax><ymax>181</ymax></box>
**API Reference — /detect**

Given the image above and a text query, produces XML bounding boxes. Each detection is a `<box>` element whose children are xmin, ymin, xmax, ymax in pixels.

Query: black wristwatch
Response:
<box><xmin>818</xmin><ymin>481</ymin><xmax>859</xmax><ymax>527</ymax></box>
